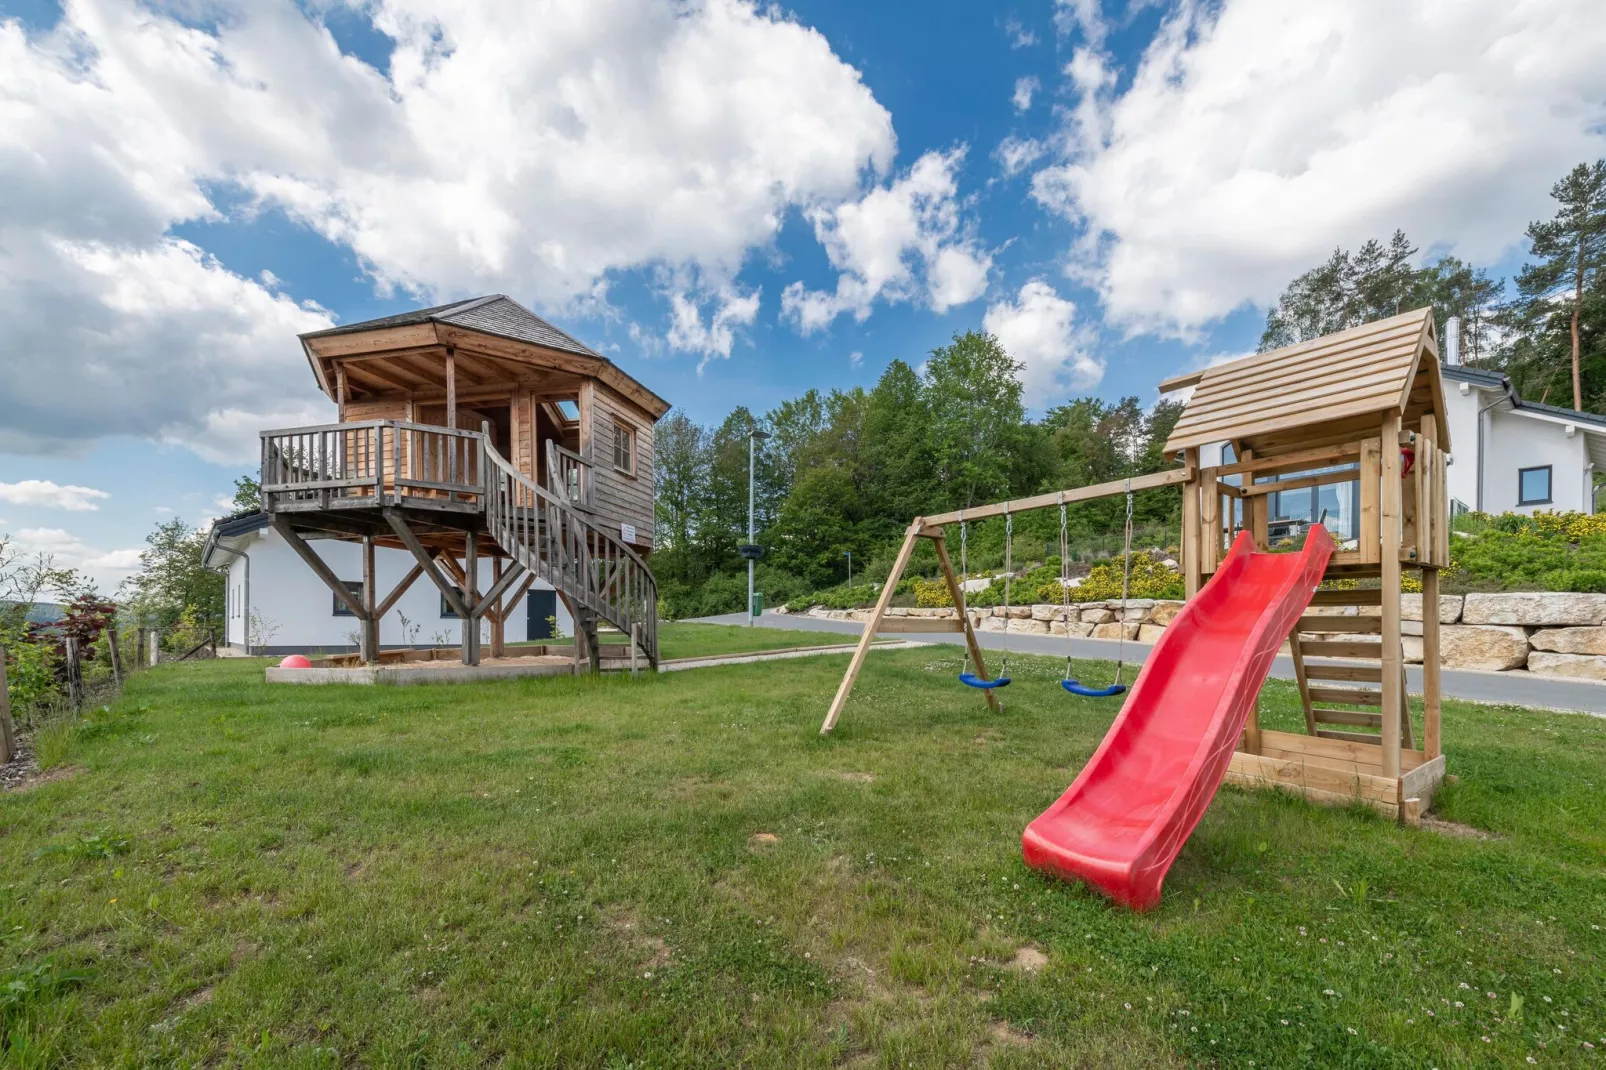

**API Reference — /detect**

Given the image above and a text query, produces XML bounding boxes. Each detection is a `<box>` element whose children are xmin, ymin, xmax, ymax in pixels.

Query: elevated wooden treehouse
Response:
<box><xmin>259</xmin><ymin>295</ymin><xmax>670</xmax><ymax>669</ymax></box>
<box><xmin>1162</xmin><ymin>306</ymin><xmax>1450</xmax><ymax>820</ymax></box>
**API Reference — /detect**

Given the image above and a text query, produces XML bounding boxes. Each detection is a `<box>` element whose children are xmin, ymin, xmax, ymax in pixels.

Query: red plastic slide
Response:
<box><xmin>1022</xmin><ymin>528</ymin><xmax>1333</xmax><ymax>910</ymax></box>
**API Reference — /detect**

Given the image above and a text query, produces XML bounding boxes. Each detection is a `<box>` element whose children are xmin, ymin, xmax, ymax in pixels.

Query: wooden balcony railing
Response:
<box><xmin>260</xmin><ymin>420</ymin><xmax>484</xmax><ymax>510</ymax></box>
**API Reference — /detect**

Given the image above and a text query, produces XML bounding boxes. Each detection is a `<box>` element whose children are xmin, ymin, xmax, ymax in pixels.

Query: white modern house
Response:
<box><xmin>203</xmin><ymin>513</ymin><xmax>573</xmax><ymax>656</ymax></box>
<box><xmin>1439</xmin><ymin>361</ymin><xmax>1606</xmax><ymax>515</ymax></box>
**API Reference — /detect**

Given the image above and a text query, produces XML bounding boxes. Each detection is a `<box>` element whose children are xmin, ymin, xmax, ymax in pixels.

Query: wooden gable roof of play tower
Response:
<box><xmin>1160</xmin><ymin>307</ymin><xmax>1449</xmax><ymax>457</ymax></box>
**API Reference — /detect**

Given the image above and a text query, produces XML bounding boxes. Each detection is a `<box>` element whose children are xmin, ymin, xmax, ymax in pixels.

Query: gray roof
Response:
<box><xmin>301</xmin><ymin>295</ymin><xmax>603</xmax><ymax>360</ymax></box>
<box><xmin>1442</xmin><ymin>363</ymin><xmax>1606</xmax><ymax>431</ymax></box>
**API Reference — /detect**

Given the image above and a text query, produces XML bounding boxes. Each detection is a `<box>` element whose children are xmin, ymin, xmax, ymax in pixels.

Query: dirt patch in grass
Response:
<box><xmin>1005</xmin><ymin>947</ymin><xmax>1048</xmax><ymax>973</ymax></box>
<box><xmin>748</xmin><ymin>832</ymin><xmax>780</xmax><ymax>848</ymax></box>
<box><xmin>988</xmin><ymin>1020</ymin><xmax>1034</xmax><ymax>1046</ymax></box>
<box><xmin>1420</xmin><ymin>815</ymin><xmax>1497</xmax><ymax>840</ymax></box>
<box><xmin>6</xmin><ymin>764</ymin><xmax>81</xmax><ymax>793</ymax></box>
<box><xmin>833</xmin><ymin>771</ymin><xmax>875</xmax><ymax>783</ymax></box>
<box><xmin>180</xmin><ymin>986</ymin><xmax>214</xmax><ymax>1012</ymax></box>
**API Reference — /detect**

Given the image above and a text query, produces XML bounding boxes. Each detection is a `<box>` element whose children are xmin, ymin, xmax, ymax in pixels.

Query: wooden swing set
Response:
<box><xmin>821</xmin><ymin>307</ymin><xmax>1450</xmax><ymax>823</ymax></box>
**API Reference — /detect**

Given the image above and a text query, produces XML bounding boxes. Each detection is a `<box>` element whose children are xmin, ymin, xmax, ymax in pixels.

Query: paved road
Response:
<box><xmin>693</xmin><ymin>611</ymin><xmax>1606</xmax><ymax>716</ymax></box>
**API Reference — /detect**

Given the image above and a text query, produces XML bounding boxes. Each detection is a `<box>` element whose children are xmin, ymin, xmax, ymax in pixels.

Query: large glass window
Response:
<box><xmin>1518</xmin><ymin>465</ymin><xmax>1552</xmax><ymax>506</ymax></box>
<box><xmin>1263</xmin><ymin>464</ymin><xmax>1360</xmax><ymax>544</ymax></box>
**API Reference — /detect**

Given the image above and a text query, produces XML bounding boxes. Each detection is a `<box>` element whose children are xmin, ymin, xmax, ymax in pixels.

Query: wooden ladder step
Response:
<box><xmin>1297</xmin><ymin>615</ymin><xmax>1382</xmax><ymax>634</ymax></box>
<box><xmin>1304</xmin><ymin>662</ymin><xmax>1383</xmax><ymax>683</ymax></box>
<box><xmin>876</xmin><ymin>616</ymin><xmax>965</xmax><ymax>634</ymax></box>
<box><xmin>1316</xmin><ymin>728</ymin><xmax>1386</xmax><ymax>745</ymax></box>
<box><xmin>1306</xmin><ymin>685</ymin><xmax>1384</xmax><ymax>707</ymax></box>
<box><xmin>1313</xmin><ymin>707</ymin><xmax>1383</xmax><ymax>728</ymax></box>
<box><xmin>1300</xmin><ymin>639</ymin><xmax>1383</xmax><ymax>659</ymax></box>
<box><xmin>1308</xmin><ymin>588</ymin><xmax>1383</xmax><ymax>606</ymax></box>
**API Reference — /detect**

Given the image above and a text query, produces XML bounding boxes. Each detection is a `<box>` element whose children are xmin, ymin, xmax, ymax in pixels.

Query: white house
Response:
<box><xmin>203</xmin><ymin>513</ymin><xmax>573</xmax><ymax>656</ymax></box>
<box><xmin>1439</xmin><ymin>362</ymin><xmax>1606</xmax><ymax>515</ymax></box>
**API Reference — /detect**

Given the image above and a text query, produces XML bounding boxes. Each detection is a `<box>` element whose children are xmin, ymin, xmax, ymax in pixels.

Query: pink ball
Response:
<box><xmin>278</xmin><ymin>654</ymin><xmax>312</xmax><ymax>669</ymax></box>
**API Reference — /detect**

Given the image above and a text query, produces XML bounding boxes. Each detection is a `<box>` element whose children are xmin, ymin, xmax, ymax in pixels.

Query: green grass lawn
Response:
<box><xmin>655</xmin><ymin>621</ymin><xmax>862</xmax><ymax>661</ymax></box>
<box><xmin>3</xmin><ymin>648</ymin><xmax>1603</xmax><ymax>1068</ymax></box>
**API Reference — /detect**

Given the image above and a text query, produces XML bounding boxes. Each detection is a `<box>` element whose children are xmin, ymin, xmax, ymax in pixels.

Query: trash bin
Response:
<box><xmin>750</xmin><ymin>593</ymin><xmax>765</xmax><ymax>618</ymax></box>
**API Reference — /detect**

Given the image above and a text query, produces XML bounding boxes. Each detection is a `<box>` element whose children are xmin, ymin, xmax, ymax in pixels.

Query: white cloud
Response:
<box><xmin>1012</xmin><ymin>76</ymin><xmax>1040</xmax><ymax>113</ymax></box>
<box><xmin>7</xmin><ymin>527</ymin><xmax>144</xmax><ymax>595</ymax></box>
<box><xmin>0</xmin><ymin>0</ymin><xmax>898</xmax><ymax>457</ymax></box>
<box><xmin>849</xmin><ymin>350</ymin><xmax>864</xmax><ymax>367</ymax></box>
<box><xmin>1004</xmin><ymin>17</ymin><xmax>1037</xmax><ymax>49</ymax></box>
<box><xmin>983</xmin><ymin>280</ymin><xmax>1102</xmax><ymax>398</ymax></box>
<box><xmin>781</xmin><ymin>148</ymin><xmax>991</xmax><ymax>332</ymax></box>
<box><xmin>0</xmin><ymin>480</ymin><xmax>111</xmax><ymax>511</ymax></box>
<box><xmin>665</xmin><ymin>287</ymin><xmax>762</xmax><ymax>370</ymax></box>
<box><xmin>1033</xmin><ymin>0</ymin><xmax>1606</xmax><ymax>336</ymax></box>
<box><xmin>995</xmin><ymin>136</ymin><xmax>1047</xmax><ymax>179</ymax></box>
<box><xmin>1054</xmin><ymin>0</ymin><xmax>1107</xmax><ymax>45</ymax></box>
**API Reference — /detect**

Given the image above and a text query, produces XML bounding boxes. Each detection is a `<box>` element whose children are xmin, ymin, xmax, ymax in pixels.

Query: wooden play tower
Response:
<box><xmin>1165</xmin><ymin>307</ymin><xmax>1450</xmax><ymax>820</ymax></box>
<box><xmin>823</xmin><ymin>307</ymin><xmax>1449</xmax><ymax>823</ymax></box>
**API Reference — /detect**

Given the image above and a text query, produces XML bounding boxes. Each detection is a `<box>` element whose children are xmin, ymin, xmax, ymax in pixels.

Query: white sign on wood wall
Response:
<box><xmin>620</xmin><ymin>522</ymin><xmax>637</xmax><ymax>544</ymax></box>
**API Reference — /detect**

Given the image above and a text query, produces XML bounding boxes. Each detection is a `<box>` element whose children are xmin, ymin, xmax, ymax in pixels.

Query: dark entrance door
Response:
<box><xmin>527</xmin><ymin>589</ymin><xmax>557</xmax><ymax>640</ymax></box>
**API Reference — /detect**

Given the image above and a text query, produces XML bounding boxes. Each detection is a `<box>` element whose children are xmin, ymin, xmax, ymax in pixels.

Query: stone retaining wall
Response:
<box><xmin>793</xmin><ymin>592</ymin><xmax>1606</xmax><ymax>681</ymax></box>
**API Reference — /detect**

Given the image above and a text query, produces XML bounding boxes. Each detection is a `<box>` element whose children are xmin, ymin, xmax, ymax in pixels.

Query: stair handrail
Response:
<box><xmin>482</xmin><ymin>438</ymin><xmax>657</xmax><ymax>665</ymax></box>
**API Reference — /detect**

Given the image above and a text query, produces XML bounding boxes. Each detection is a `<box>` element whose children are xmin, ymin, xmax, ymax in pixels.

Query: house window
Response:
<box><xmin>613</xmin><ymin>419</ymin><xmax>636</xmax><ymax>476</ymax></box>
<box><xmin>1518</xmin><ymin>465</ymin><xmax>1553</xmax><ymax>506</ymax></box>
<box><xmin>441</xmin><ymin>586</ymin><xmax>464</xmax><ymax>619</ymax></box>
<box><xmin>332</xmin><ymin>580</ymin><xmax>363</xmax><ymax>616</ymax></box>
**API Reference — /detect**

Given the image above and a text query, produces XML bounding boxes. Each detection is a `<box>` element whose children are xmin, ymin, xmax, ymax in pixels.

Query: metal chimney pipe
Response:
<box><xmin>1445</xmin><ymin>316</ymin><xmax>1461</xmax><ymax>366</ymax></box>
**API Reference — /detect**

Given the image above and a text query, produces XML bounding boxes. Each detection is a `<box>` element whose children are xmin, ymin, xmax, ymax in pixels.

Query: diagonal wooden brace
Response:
<box><xmin>272</xmin><ymin>516</ymin><xmax>366</xmax><ymax>618</ymax></box>
<box><xmin>384</xmin><ymin>510</ymin><xmax>470</xmax><ymax>620</ymax></box>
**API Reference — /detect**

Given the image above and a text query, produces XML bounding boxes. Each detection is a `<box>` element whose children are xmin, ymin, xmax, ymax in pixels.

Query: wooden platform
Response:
<box><xmin>1226</xmin><ymin>729</ymin><xmax>1446</xmax><ymax>824</ymax></box>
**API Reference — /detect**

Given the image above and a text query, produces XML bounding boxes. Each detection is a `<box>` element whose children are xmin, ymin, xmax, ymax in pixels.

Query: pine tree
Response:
<box><xmin>1503</xmin><ymin>160</ymin><xmax>1606</xmax><ymax>410</ymax></box>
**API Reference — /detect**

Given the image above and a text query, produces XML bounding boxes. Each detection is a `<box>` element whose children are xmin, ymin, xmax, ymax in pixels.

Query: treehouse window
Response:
<box><xmin>613</xmin><ymin>419</ymin><xmax>636</xmax><ymax>476</ymax></box>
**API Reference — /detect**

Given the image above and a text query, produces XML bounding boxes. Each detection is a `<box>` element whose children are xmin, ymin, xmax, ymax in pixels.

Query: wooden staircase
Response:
<box><xmin>482</xmin><ymin>439</ymin><xmax>658</xmax><ymax>668</ymax></box>
<box><xmin>1287</xmin><ymin>587</ymin><xmax>1412</xmax><ymax>748</ymax></box>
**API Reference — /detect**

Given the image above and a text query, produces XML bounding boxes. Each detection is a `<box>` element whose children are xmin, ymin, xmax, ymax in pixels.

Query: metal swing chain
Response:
<box><xmin>1000</xmin><ymin>508</ymin><xmax>1012</xmax><ymax>678</ymax></box>
<box><xmin>1114</xmin><ymin>480</ymin><xmax>1134</xmax><ymax>685</ymax></box>
<box><xmin>958</xmin><ymin>511</ymin><xmax>971</xmax><ymax>674</ymax></box>
<box><xmin>1060</xmin><ymin>493</ymin><xmax>1074</xmax><ymax>682</ymax></box>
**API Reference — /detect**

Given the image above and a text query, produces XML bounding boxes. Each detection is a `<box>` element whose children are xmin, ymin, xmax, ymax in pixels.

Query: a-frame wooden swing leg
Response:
<box><xmin>819</xmin><ymin>520</ymin><xmax>999</xmax><ymax>735</ymax></box>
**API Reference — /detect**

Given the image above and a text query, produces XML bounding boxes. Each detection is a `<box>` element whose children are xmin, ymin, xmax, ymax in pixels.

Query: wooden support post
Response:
<box><xmin>461</xmin><ymin>532</ymin><xmax>478</xmax><ymax>665</ymax></box>
<box><xmin>490</xmin><ymin>557</ymin><xmax>506</xmax><ymax>659</ymax></box>
<box><xmin>1422</xmin><ymin>566</ymin><xmax>1442</xmax><ymax>759</ymax></box>
<box><xmin>1379</xmin><ymin>412</ymin><xmax>1404</xmax><ymax>780</ymax></box>
<box><xmin>1287</xmin><ymin>631</ymin><xmax>1318</xmax><ymax>735</ymax></box>
<box><xmin>1182</xmin><ymin>449</ymin><xmax>1201</xmax><ymax>598</ymax></box>
<box><xmin>445</xmin><ymin>347</ymin><xmax>457</xmax><ymax>430</ymax></box>
<box><xmin>362</xmin><ymin>535</ymin><xmax>379</xmax><ymax>665</ymax></box>
<box><xmin>1360</xmin><ymin>437</ymin><xmax>1382</xmax><ymax>565</ymax></box>
<box><xmin>136</xmin><ymin>627</ymin><xmax>147</xmax><ymax>671</ymax></box>
<box><xmin>65</xmin><ymin>637</ymin><xmax>84</xmax><ymax>712</ymax></box>
<box><xmin>1200</xmin><ymin>468</ymin><xmax>1220</xmax><ymax>575</ymax></box>
<box><xmin>336</xmin><ymin>364</ymin><xmax>349</xmax><ymax>424</ymax></box>
<box><xmin>0</xmin><ymin>647</ymin><xmax>15</xmax><ymax>765</ymax></box>
<box><xmin>932</xmin><ymin>534</ymin><xmax>999</xmax><ymax>714</ymax></box>
<box><xmin>273</xmin><ymin>517</ymin><xmax>367</xmax><ymax>617</ymax></box>
<box><xmin>384</xmin><ymin>511</ymin><xmax>470</xmax><ymax>621</ymax></box>
<box><xmin>107</xmin><ymin>626</ymin><xmax>122</xmax><ymax>686</ymax></box>
<box><xmin>1244</xmin><ymin>690</ymin><xmax>1263</xmax><ymax>754</ymax></box>
<box><xmin>630</xmin><ymin>622</ymin><xmax>641</xmax><ymax>678</ymax></box>
<box><xmin>821</xmin><ymin>522</ymin><xmax>923</xmax><ymax>734</ymax></box>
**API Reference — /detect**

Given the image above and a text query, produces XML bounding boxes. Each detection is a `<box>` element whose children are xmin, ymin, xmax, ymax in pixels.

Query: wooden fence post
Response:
<box><xmin>0</xmin><ymin>648</ymin><xmax>15</xmax><ymax>765</ymax></box>
<box><xmin>65</xmin><ymin>637</ymin><xmax>84</xmax><ymax>712</ymax></box>
<box><xmin>107</xmin><ymin>627</ymin><xmax>123</xmax><ymax>686</ymax></box>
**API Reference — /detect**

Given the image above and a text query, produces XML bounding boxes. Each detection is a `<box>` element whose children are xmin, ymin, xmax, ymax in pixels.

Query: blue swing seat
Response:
<box><xmin>1061</xmin><ymin>679</ymin><xmax>1127</xmax><ymax>698</ymax></box>
<box><xmin>959</xmin><ymin>672</ymin><xmax>1011</xmax><ymax>690</ymax></box>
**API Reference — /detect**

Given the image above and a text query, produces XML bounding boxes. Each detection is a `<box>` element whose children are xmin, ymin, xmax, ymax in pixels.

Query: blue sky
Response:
<box><xmin>2</xmin><ymin>0</ymin><xmax>1603</xmax><ymax>592</ymax></box>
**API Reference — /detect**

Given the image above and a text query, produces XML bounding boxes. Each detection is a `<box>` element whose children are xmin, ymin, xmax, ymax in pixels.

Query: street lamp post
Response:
<box><xmin>747</xmin><ymin>429</ymin><xmax>770</xmax><ymax>626</ymax></box>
